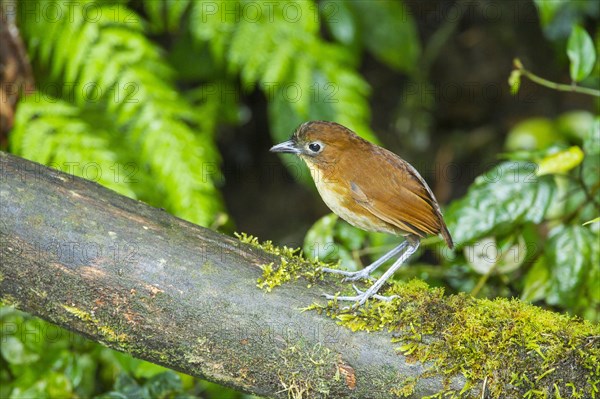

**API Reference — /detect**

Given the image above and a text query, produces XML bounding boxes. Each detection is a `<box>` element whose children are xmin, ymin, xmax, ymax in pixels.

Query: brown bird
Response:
<box><xmin>270</xmin><ymin>121</ymin><xmax>453</xmax><ymax>306</ymax></box>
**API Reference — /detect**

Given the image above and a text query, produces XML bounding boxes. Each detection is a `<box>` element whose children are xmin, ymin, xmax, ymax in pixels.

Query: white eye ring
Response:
<box><xmin>307</xmin><ymin>141</ymin><xmax>324</xmax><ymax>153</ymax></box>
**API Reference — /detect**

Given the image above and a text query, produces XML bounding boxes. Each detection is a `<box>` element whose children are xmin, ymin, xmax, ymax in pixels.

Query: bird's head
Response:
<box><xmin>270</xmin><ymin>121</ymin><xmax>362</xmax><ymax>165</ymax></box>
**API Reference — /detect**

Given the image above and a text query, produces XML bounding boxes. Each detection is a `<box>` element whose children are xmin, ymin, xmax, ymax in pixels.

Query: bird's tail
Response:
<box><xmin>440</xmin><ymin>223</ymin><xmax>454</xmax><ymax>249</ymax></box>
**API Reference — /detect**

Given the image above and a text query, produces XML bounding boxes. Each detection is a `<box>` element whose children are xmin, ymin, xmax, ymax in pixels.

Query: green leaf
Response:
<box><xmin>587</xmin><ymin>248</ymin><xmax>600</xmax><ymax>305</ymax></box>
<box><xmin>70</xmin><ymin>354</ymin><xmax>96</xmax><ymax>397</ymax></box>
<box><xmin>144</xmin><ymin>0</ymin><xmax>191</xmax><ymax>33</ymax></box>
<box><xmin>445</xmin><ymin>162</ymin><xmax>556</xmax><ymax>247</ymax></box>
<box><xmin>166</xmin><ymin>0</ymin><xmax>192</xmax><ymax>32</ymax></box>
<box><xmin>112</xmin><ymin>373</ymin><xmax>148</xmax><ymax>399</ymax></box>
<box><xmin>508</xmin><ymin>70</ymin><xmax>521</xmax><ymax>95</ymax></box>
<box><xmin>8</xmin><ymin>382</ymin><xmax>48</xmax><ymax>399</ymax></box>
<box><xmin>335</xmin><ymin>220</ymin><xmax>366</xmax><ymax>251</ymax></box>
<box><xmin>464</xmin><ymin>235</ymin><xmax>527</xmax><ymax>275</ymax></box>
<box><xmin>583</xmin><ymin>217</ymin><xmax>600</xmax><ymax>226</ymax></box>
<box><xmin>567</xmin><ymin>25</ymin><xmax>596</xmax><ymax>82</ymax></box>
<box><xmin>536</xmin><ymin>146</ymin><xmax>584</xmax><ymax>176</ymax></box>
<box><xmin>321</xmin><ymin>1</ymin><xmax>358</xmax><ymax>46</ymax></box>
<box><xmin>132</xmin><ymin>361</ymin><xmax>169</xmax><ymax>379</ymax></box>
<box><xmin>303</xmin><ymin>213</ymin><xmax>339</xmax><ymax>263</ymax></box>
<box><xmin>533</xmin><ymin>0</ymin><xmax>565</xmax><ymax>28</ymax></box>
<box><xmin>556</xmin><ymin>111</ymin><xmax>595</xmax><ymax>142</ymax></box>
<box><xmin>11</xmin><ymin>96</ymin><xmax>138</xmax><ymax>199</ymax></box>
<box><xmin>145</xmin><ymin>372</ymin><xmax>182</xmax><ymax>399</ymax></box>
<box><xmin>582</xmin><ymin>118</ymin><xmax>600</xmax><ymax>211</ymax></box>
<box><xmin>505</xmin><ymin>118</ymin><xmax>562</xmax><ymax>151</ymax></box>
<box><xmin>521</xmin><ymin>255</ymin><xmax>551</xmax><ymax>303</ymax></box>
<box><xmin>303</xmin><ymin>213</ymin><xmax>362</xmax><ymax>270</ymax></box>
<box><xmin>47</xmin><ymin>372</ymin><xmax>73</xmax><ymax>398</ymax></box>
<box><xmin>95</xmin><ymin>392</ymin><xmax>129</xmax><ymax>399</ymax></box>
<box><xmin>584</xmin><ymin>116</ymin><xmax>600</xmax><ymax>155</ymax></box>
<box><xmin>346</xmin><ymin>0</ymin><xmax>420</xmax><ymax>73</ymax></box>
<box><xmin>545</xmin><ymin>225</ymin><xmax>597</xmax><ymax>307</ymax></box>
<box><xmin>0</xmin><ymin>336</ymin><xmax>40</xmax><ymax>365</ymax></box>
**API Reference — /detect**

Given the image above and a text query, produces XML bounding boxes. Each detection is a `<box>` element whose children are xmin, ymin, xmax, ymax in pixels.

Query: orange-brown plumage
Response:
<box><xmin>270</xmin><ymin>121</ymin><xmax>453</xmax><ymax>306</ymax></box>
<box><xmin>280</xmin><ymin>121</ymin><xmax>453</xmax><ymax>248</ymax></box>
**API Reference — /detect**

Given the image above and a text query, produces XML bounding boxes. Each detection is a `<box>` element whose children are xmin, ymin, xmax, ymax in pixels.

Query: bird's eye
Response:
<box><xmin>308</xmin><ymin>142</ymin><xmax>323</xmax><ymax>153</ymax></box>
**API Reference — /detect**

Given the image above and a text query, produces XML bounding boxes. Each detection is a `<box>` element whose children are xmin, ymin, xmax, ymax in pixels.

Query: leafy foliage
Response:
<box><xmin>187</xmin><ymin>0</ymin><xmax>420</xmax><ymax>182</ymax></box>
<box><xmin>510</xmin><ymin>24</ymin><xmax>599</xmax><ymax>97</ymax></box>
<box><xmin>338</xmin><ymin>0</ymin><xmax>421</xmax><ymax>73</ymax></box>
<box><xmin>444</xmin><ymin>162</ymin><xmax>556</xmax><ymax>245</ymax></box>
<box><xmin>11</xmin><ymin>96</ymin><xmax>137</xmax><ymax>198</ymax></box>
<box><xmin>5</xmin><ymin>0</ymin><xmax>599</xmax><ymax>397</ymax></box>
<box><xmin>6</xmin><ymin>0</ymin><xmax>422</xmax><ymax>397</ymax></box>
<box><xmin>143</xmin><ymin>0</ymin><xmax>193</xmax><ymax>34</ymax></box>
<box><xmin>536</xmin><ymin>146</ymin><xmax>584</xmax><ymax>176</ymax></box>
<box><xmin>303</xmin><ymin>213</ymin><xmax>367</xmax><ymax>271</ymax></box>
<box><xmin>11</xmin><ymin>0</ymin><xmax>422</xmax><ymax>216</ymax></box>
<box><xmin>567</xmin><ymin>25</ymin><xmax>597</xmax><ymax>82</ymax></box>
<box><xmin>0</xmin><ymin>308</ymin><xmax>254</xmax><ymax>399</ymax></box>
<box><xmin>533</xmin><ymin>0</ymin><xmax>599</xmax><ymax>40</ymax></box>
<box><xmin>13</xmin><ymin>0</ymin><xmax>225</xmax><ymax>228</ymax></box>
<box><xmin>189</xmin><ymin>0</ymin><xmax>378</xmax><ymax>146</ymax></box>
<box><xmin>306</xmin><ymin>111</ymin><xmax>599</xmax><ymax>320</ymax></box>
<box><xmin>304</xmin><ymin>18</ymin><xmax>600</xmax><ymax>321</ymax></box>
<box><xmin>545</xmin><ymin>225</ymin><xmax>598</xmax><ymax>308</ymax></box>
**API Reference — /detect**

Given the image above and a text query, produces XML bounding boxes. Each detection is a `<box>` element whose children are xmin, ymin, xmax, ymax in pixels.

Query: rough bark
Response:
<box><xmin>0</xmin><ymin>152</ymin><xmax>468</xmax><ymax>398</ymax></box>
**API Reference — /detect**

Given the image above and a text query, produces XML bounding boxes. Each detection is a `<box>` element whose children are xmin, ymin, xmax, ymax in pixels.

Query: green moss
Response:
<box><xmin>322</xmin><ymin>281</ymin><xmax>599</xmax><ymax>398</ymax></box>
<box><xmin>200</xmin><ymin>261</ymin><xmax>217</xmax><ymax>274</ymax></box>
<box><xmin>62</xmin><ymin>305</ymin><xmax>95</xmax><ymax>322</ymax></box>
<box><xmin>62</xmin><ymin>304</ymin><xmax>128</xmax><ymax>344</ymax></box>
<box><xmin>390</xmin><ymin>376</ymin><xmax>418</xmax><ymax>397</ymax></box>
<box><xmin>277</xmin><ymin>341</ymin><xmax>338</xmax><ymax>399</ymax></box>
<box><xmin>184</xmin><ymin>337</ymin><xmax>211</xmax><ymax>365</ymax></box>
<box><xmin>236</xmin><ymin>232</ymin><xmax>333</xmax><ymax>292</ymax></box>
<box><xmin>0</xmin><ymin>294</ymin><xmax>19</xmax><ymax>308</ymax></box>
<box><xmin>242</xmin><ymin>235</ymin><xmax>600</xmax><ymax>398</ymax></box>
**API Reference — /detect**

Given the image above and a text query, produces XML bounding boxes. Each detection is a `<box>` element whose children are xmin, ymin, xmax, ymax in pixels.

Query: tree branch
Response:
<box><xmin>1</xmin><ymin>152</ymin><xmax>597</xmax><ymax>398</ymax></box>
<box><xmin>512</xmin><ymin>58</ymin><xmax>600</xmax><ymax>97</ymax></box>
<box><xmin>0</xmin><ymin>152</ymin><xmax>464</xmax><ymax>398</ymax></box>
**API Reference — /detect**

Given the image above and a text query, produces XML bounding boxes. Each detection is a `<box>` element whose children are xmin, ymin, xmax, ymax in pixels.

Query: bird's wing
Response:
<box><xmin>347</xmin><ymin>148</ymin><xmax>444</xmax><ymax>239</ymax></box>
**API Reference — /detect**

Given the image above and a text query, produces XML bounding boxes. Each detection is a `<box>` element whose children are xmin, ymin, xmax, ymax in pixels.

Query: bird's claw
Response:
<box><xmin>342</xmin><ymin>272</ymin><xmax>376</xmax><ymax>282</ymax></box>
<box><xmin>350</xmin><ymin>285</ymin><xmax>398</xmax><ymax>301</ymax></box>
<box><xmin>321</xmin><ymin>267</ymin><xmax>376</xmax><ymax>282</ymax></box>
<box><xmin>322</xmin><ymin>287</ymin><xmax>398</xmax><ymax>308</ymax></box>
<box><xmin>322</xmin><ymin>292</ymin><xmax>365</xmax><ymax>308</ymax></box>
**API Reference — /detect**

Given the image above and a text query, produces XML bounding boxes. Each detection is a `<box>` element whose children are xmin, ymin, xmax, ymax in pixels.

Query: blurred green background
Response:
<box><xmin>1</xmin><ymin>0</ymin><xmax>598</xmax><ymax>397</ymax></box>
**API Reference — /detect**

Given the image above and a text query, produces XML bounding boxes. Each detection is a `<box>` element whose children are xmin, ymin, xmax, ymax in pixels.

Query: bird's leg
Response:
<box><xmin>321</xmin><ymin>241</ymin><xmax>409</xmax><ymax>281</ymax></box>
<box><xmin>323</xmin><ymin>238</ymin><xmax>420</xmax><ymax>307</ymax></box>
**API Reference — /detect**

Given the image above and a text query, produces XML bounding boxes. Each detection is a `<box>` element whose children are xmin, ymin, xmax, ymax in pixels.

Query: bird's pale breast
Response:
<box><xmin>305</xmin><ymin>162</ymin><xmax>400</xmax><ymax>235</ymax></box>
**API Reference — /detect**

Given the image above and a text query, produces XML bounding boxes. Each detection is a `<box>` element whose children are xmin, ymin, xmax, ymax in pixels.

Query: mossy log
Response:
<box><xmin>1</xmin><ymin>152</ymin><xmax>597</xmax><ymax>399</ymax></box>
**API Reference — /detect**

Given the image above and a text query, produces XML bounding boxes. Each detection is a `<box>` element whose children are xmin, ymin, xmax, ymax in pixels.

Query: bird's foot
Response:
<box><xmin>320</xmin><ymin>267</ymin><xmax>376</xmax><ymax>282</ymax></box>
<box><xmin>323</xmin><ymin>285</ymin><xmax>398</xmax><ymax>308</ymax></box>
<box><xmin>342</xmin><ymin>269</ymin><xmax>375</xmax><ymax>282</ymax></box>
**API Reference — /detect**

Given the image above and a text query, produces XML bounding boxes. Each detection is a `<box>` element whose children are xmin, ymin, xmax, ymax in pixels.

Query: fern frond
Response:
<box><xmin>344</xmin><ymin>1</ymin><xmax>421</xmax><ymax>73</ymax></box>
<box><xmin>190</xmin><ymin>0</ymin><xmax>237</xmax><ymax>63</ymax></box>
<box><xmin>11</xmin><ymin>95</ymin><xmax>136</xmax><ymax>198</ymax></box>
<box><xmin>144</xmin><ymin>0</ymin><xmax>192</xmax><ymax>33</ymax></box>
<box><xmin>190</xmin><ymin>0</ymin><xmax>378</xmax><ymax>145</ymax></box>
<box><xmin>16</xmin><ymin>0</ymin><xmax>226</xmax><ymax>228</ymax></box>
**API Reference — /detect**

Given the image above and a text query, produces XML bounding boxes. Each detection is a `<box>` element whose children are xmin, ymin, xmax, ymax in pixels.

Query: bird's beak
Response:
<box><xmin>270</xmin><ymin>140</ymin><xmax>301</xmax><ymax>154</ymax></box>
